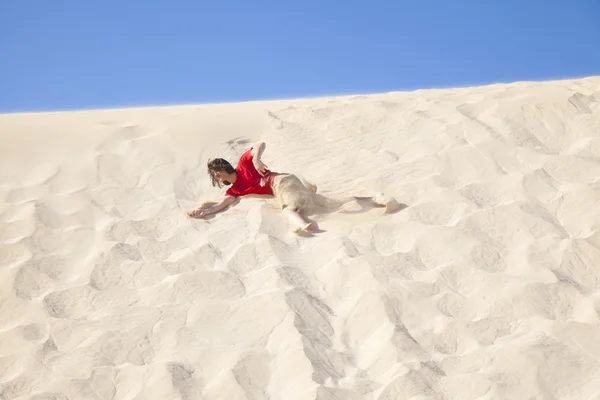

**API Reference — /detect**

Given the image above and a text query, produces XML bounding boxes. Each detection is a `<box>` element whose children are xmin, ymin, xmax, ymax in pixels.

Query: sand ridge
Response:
<box><xmin>1</xmin><ymin>76</ymin><xmax>600</xmax><ymax>399</ymax></box>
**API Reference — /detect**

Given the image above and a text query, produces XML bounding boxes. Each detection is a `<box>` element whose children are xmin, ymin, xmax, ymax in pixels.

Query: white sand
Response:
<box><xmin>1</xmin><ymin>76</ymin><xmax>600</xmax><ymax>399</ymax></box>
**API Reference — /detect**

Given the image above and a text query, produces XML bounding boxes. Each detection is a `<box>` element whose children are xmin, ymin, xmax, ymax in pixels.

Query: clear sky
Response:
<box><xmin>1</xmin><ymin>1</ymin><xmax>599</xmax><ymax>113</ymax></box>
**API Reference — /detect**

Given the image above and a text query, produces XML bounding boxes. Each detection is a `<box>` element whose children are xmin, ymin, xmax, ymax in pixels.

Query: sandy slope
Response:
<box><xmin>1</xmin><ymin>76</ymin><xmax>600</xmax><ymax>399</ymax></box>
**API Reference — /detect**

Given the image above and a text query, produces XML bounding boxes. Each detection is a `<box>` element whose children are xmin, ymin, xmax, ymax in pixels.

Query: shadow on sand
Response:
<box><xmin>296</xmin><ymin>194</ymin><xmax>410</xmax><ymax>235</ymax></box>
<box><xmin>187</xmin><ymin>193</ymin><xmax>409</xmax><ymax>237</ymax></box>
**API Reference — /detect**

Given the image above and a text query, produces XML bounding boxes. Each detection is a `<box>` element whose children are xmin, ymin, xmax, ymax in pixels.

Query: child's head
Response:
<box><xmin>207</xmin><ymin>158</ymin><xmax>235</xmax><ymax>187</ymax></box>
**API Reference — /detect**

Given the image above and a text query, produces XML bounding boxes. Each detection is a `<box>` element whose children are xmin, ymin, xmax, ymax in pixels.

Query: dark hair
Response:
<box><xmin>207</xmin><ymin>158</ymin><xmax>235</xmax><ymax>188</ymax></box>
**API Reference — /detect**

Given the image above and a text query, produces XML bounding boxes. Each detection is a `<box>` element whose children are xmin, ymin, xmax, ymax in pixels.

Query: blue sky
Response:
<box><xmin>1</xmin><ymin>1</ymin><xmax>599</xmax><ymax>113</ymax></box>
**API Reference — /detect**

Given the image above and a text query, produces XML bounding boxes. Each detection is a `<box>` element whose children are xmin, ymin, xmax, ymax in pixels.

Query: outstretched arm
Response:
<box><xmin>251</xmin><ymin>141</ymin><xmax>266</xmax><ymax>159</ymax></box>
<box><xmin>187</xmin><ymin>196</ymin><xmax>236</xmax><ymax>218</ymax></box>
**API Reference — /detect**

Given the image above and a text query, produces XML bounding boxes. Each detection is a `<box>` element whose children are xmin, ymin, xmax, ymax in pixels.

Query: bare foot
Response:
<box><xmin>304</xmin><ymin>222</ymin><xmax>316</xmax><ymax>231</ymax></box>
<box><xmin>293</xmin><ymin>222</ymin><xmax>316</xmax><ymax>234</ymax></box>
<box><xmin>187</xmin><ymin>202</ymin><xmax>216</xmax><ymax>218</ymax></box>
<box><xmin>383</xmin><ymin>198</ymin><xmax>401</xmax><ymax>214</ymax></box>
<box><xmin>373</xmin><ymin>193</ymin><xmax>401</xmax><ymax>214</ymax></box>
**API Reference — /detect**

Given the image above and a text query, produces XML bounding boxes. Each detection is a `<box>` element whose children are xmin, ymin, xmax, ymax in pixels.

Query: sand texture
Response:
<box><xmin>1</xmin><ymin>76</ymin><xmax>600</xmax><ymax>399</ymax></box>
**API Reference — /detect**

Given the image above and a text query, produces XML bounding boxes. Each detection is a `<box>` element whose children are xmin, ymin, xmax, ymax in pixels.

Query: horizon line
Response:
<box><xmin>2</xmin><ymin>73</ymin><xmax>598</xmax><ymax>116</ymax></box>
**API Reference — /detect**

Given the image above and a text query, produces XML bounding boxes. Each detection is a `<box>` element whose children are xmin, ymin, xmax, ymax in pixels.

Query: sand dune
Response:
<box><xmin>1</xmin><ymin>76</ymin><xmax>600</xmax><ymax>399</ymax></box>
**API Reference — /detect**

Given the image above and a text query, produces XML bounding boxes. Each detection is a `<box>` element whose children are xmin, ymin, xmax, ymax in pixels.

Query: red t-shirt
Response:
<box><xmin>225</xmin><ymin>149</ymin><xmax>276</xmax><ymax>197</ymax></box>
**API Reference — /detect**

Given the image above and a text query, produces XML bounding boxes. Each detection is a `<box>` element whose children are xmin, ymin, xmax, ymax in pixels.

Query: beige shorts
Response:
<box><xmin>271</xmin><ymin>173</ymin><xmax>315</xmax><ymax>213</ymax></box>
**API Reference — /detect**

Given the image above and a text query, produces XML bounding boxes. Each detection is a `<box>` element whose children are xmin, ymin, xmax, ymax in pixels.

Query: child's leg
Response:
<box><xmin>298</xmin><ymin>176</ymin><xmax>317</xmax><ymax>193</ymax></box>
<box><xmin>282</xmin><ymin>207</ymin><xmax>315</xmax><ymax>231</ymax></box>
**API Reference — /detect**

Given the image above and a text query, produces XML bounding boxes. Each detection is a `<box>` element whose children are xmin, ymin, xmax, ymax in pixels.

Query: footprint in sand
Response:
<box><xmin>371</xmin><ymin>222</ymin><xmax>401</xmax><ymax>256</ymax></box>
<box><xmin>503</xmin><ymin>118</ymin><xmax>552</xmax><ymax>154</ymax></box>
<box><xmin>465</xmin><ymin>203</ymin><xmax>563</xmax><ymax>249</ymax></box>
<box><xmin>107</xmin><ymin>219</ymin><xmax>138</xmax><ymax>242</ymax></box>
<box><xmin>23</xmin><ymin>255</ymin><xmax>79</xmax><ymax>283</ymax></box>
<box><xmin>441</xmin><ymin>350</ymin><xmax>492</xmax><ymax>374</ymax></box>
<box><xmin>88</xmin><ymin>243</ymin><xmax>142</xmax><ymax>290</ymax></box>
<box><xmin>22</xmin><ymin>226</ymin><xmax>96</xmax><ymax>259</ymax></box>
<box><xmin>342</xmin><ymin>292</ymin><xmax>393</xmax><ymax>350</ymax></box>
<box><xmin>436</xmin><ymin>292</ymin><xmax>475</xmax><ymax>320</ymax></box>
<box><xmin>232</xmin><ymin>350</ymin><xmax>271</xmax><ymax>399</ymax></box>
<box><xmin>173</xmin><ymin>271</ymin><xmax>246</xmax><ymax>301</ymax></box>
<box><xmin>408</xmin><ymin>201</ymin><xmax>468</xmax><ymax>226</ymax></box>
<box><xmin>553</xmin><ymin>186</ymin><xmax>600</xmax><ymax>237</ymax></box>
<box><xmin>108</xmin><ymin>213</ymin><xmax>180</xmax><ymax>242</ymax></box>
<box><xmin>568</xmin><ymin>92</ymin><xmax>596</xmax><ymax>114</ymax></box>
<box><xmin>43</xmin><ymin>284</ymin><xmax>138</xmax><ymax>319</ymax></box>
<box><xmin>302</xmin><ymin>336</ymin><xmax>350</xmax><ymax>385</ymax></box>
<box><xmin>161</xmin><ymin>244</ymin><xmax>219</xmax><ymax>274</ymax></box>
<box><xmin>464</xmin><ymin>317</ymin><xmax>514</xmax><ymax>346</ymax></box>
<box><xmin>14</xmin><ymin>265</ymin><xmax>56</xmax><ymax>300</ymax></box>
<box><xmin>490</xmin><ymin>282</ymin><xmax>580</xmax><ymax>321</ymax></box>
<box><xmin>22</xmin><ymin>323</ymin><xmax>47</xmax><ymax>343</ymax></box>
<box><xmin>437</xmin><ymin>264</ymin><xmax>476</xmax><ymax>294</ymax></box>
<box><xmin>432</xmin><ymin>324</ymin><xmax>460</xmax><ymax>355</ymax></box>
<box><xmin>106</xmin><ymin>242</ymin><xmax>142</xmax><ymax>263</ymax></box>
<box><xmin>376</xmin><ymin>368</ymin><xmax>440</xmax><ymax>400</ymax></box>
<box><xmin>520</xmin><ymin>202</ymin><xmax>569</xmax><ymax>239</ymax></box>
<box><xmin>70</xmin><ymin>368</ymin><xmax>117</xmax><ymax>399</ymax></box>
<box><xmin>386</xmin><ymin>319</ymin><xmax>430</xmax><ymax>367</ymax></box>
<box><xmin>227</xmin><ymin>243</ymin><xmax>261</xmax><ymax>275</ymax></box>
<box><xmin>276</xmin><ymin>265</ymin><xmax>320</xmax><ymax>296</ymax></box>
<box><xmin>89</xmin><ymin>259</ymin><xmax>134</xmax><ymax>291</ymax></box>
<box><xmin>414</xmin><ymin>227</ymin><xmax>474</xmax><ymax>270</ymax></box>
<box><xmin>166</xmin><ymin>363</ymin><xmax>201</xmax><ymax>400</ymax></box>
<box><xmin>132</xmin><ymin>261</ymin><xmax>167</xmax><ymax>288</ymax></box>
<box><xmin>470</xmin><ymin>241</ymin><xmax>507</xmax><ymax>272</ymax></box>
<box><xmin>43</xmin><ymin>287</ymin><xmax>84</xmax><ymax>318</ymax></box>
<box><xmin>131</xmin><ymin>215</ymin><xmax>180</xmax><ymax>241</ymax></box>
<box><xmin>135</xmin><ymin>237</ymin><xmax>174</xmax><ymax>262</ymax></box>
<box><xmin>0</xmin><ymin>374</ymin><xmax>44</xmax><ymax>400</ymax></box>
<box><xmin>368</xmin><ymin>251</ymin><xmax>426</xmax><ymax>285</ymax></box>
<box><xmin>459</xmin><ymin>183</ymin><xmax>500</xmax><ymax>209</ymax></box>
<box><xmin>553</xmin><ymin>239</ymin><xmax>600</xmax><ymax>295</ymax></box>
<box><xmin>285</xmin><ymin>289</ymin><xmax>334</xmax><ymax>347</ymax></box>
<box><xmin>535</xmin><ymin>339</ymin><xmax>600</xmax><ymax>399</ymax></box>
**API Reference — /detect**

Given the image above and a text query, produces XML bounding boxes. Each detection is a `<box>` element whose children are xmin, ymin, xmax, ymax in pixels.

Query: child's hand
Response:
<box><xmin>253</xmin><ymin>158</ymin><xmax>268</xmax><ymax>176</ymax></box>
<box><xmin>187</xmin><ymin>209</ymin><xmax>207</xmax><ymax>218</ymax></box>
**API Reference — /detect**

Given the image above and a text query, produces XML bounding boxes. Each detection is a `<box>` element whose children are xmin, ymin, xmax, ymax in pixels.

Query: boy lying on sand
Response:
<box><xmin>187</xmin><ymin>141</ymin><xmax>400</xmax><ymax>232</ymax></box>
